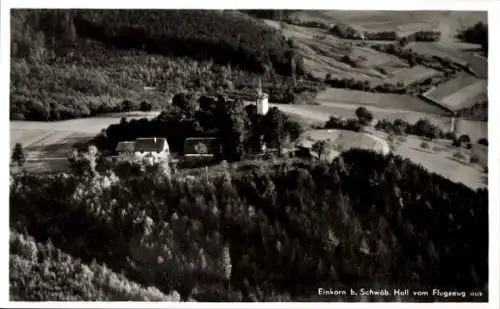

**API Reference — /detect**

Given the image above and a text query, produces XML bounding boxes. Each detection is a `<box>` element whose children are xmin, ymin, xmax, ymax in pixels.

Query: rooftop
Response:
<box><xmin>115</xmin><ymin>137</ymin><xmax>168</xmax><ymax>153</ymax></box>
<box><xmin>184</xmin><ymin>137</ymin><xmax>220</xmax><ymax>156</ymax></box>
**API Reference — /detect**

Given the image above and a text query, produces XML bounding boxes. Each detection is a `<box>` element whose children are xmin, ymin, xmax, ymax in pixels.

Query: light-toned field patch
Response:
<box><xmin>466</xmin><ymin>54</ymin><xmax>487</xmax><ymax>79</ymax></box>
<box><xmin>301</xmin><ymin>129</ymin><xmax>390</xmax><ymax>155</ymax></box>
<box><xmin>385</xmin><ymin>65</ymin><xmax>440</xmax><ymax>85</ymax></box>
<box><xmin>440</xmin><ymin>80</ymin><xmax>487</xmax><ymax>110</ymax></box>
<box><xmin>315</xmin><ymin>88</ymin><xmax>449</xmax><ymax>115</ymax></box>
<box><xmin>424</xmin><ymin>72</ymin><xmax>479</xmax><ymax>100</ymax></box>
<box><xmin>423</xmin><ymin>72</ymin><xmax>487</xmax><ymax>111</ymax></box>
<box><xmin>365</xmin><ymin>128</ymin><xmax>486</xmax><ymax>190</ymax></box>
<box><xmin>395</xmin><ymin>135</ymin><xmax>486</xmax><ymax>190</ymax></box>
<box><xmin>405</xmin><ymin>42</ymin><xmax>470</xmax><ymax>65</ymax></box>
<box><xmin>268</xmin><ymin>95</ymin><xmax>487</xmax><ymax>142</ymax></box>
<box><xmin>265</xmin><ymin>20</ymin><xmax>395</xmax><ymax>83</ymax></box>
<box><xmin>288</xmin><ymin>10</ymin><xmax>485</xmax><ymax>38</ymax></box>
<box><xmin>349</xmin><ymin>46</ymin><xmax>407</xmax><ymax>68</ymax></box>
<box><xmin>10</xmin><ymin>111</ymin><xmax>161</xmax><ymax>173</ymax></box>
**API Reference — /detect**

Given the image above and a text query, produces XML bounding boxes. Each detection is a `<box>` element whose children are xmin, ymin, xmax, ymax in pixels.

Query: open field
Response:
<box><xmin>405</xmin><ymin>42</ymin><xmax>470</xmax><ymax>65</ymax></box>
<box><xmin>440</xmin><ymin>80</ymin><xmax>487</xmax><ymax>110</ymax></box>
<box><xmin>424</xmin><ymin>72</ymin><xmax>481</xmax><ymax>101</ymax></box>
<box><xmin>364</xmin><ymin>128</ymin><xmax>487</xmax><ymax>190</ymax></box>
<box><xmin>404</xmin><ymin>42</ymin><xmax>487</xmax><ymax>79</ymax></box>
<box><xmin>267</xmin><ymin>12</ymin><xmax>487</xmax><ymax>86</ymax></box>
<box><xmin>466</xmin><ymin>54</ymin><xmax>488</xmax><ymax>79</ymax></box>
<box><xmin>267</xmin><ymin>97</ymin><xmax>487</xmax><ymax>142</ymax></box>
<box><xmin>423</xmin><ymin>72</ymin><xmax>487</xmax><ymax>111</ymax></box>
<box><xmin>315</xmin><ymin>88</ymin><xmax>450</xmax><ymax>115</ymax></box>
<box><xmin>10</xmin><ymin>111</ymin><xmax>160</xmax><ymax>173</ymax></box>
<box><xmin>282</xmin><ymin>11</ymin><xmax>487</xmax><ymax>80</ymax></box>
<box><xmin>385</xmin><ymin>65</ymin><xmax>440</xmax><ymax>85</ymax></box>
<box><xmin>300</xmin><ymin>126</ymin><xmax>486</xmax><ymax>190</ymax></box>
<box><xmin>301</xmin><ymin>129</ymin><xmax>390</xmax><ymax>155</ymax></box>
<box><xmin>264</xmin><ymin>20</ymin><xmax>404</xmax><ymax>83</ymax></box>
<box><xmin>288</xmin><ymin>10</ymin><xmax>486</xmax><ymax>38</ymax></box>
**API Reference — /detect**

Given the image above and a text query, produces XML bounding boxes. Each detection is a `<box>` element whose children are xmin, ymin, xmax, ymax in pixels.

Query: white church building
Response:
<box><xmin>255</xmin><ymin>79</ymin><xmax>269</xmax><ymax>116</ymax></box>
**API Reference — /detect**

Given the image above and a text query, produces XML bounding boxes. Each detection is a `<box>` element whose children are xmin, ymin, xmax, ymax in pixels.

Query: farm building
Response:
<box><xmin>115</xmin><ymin>137</ymin><xmax>170</xmax><ymax>165</ymax></box>
<box><xmin>183</xmin><ymin>137</ymin><xmax>221</xmax><ymax>157</ymax></box>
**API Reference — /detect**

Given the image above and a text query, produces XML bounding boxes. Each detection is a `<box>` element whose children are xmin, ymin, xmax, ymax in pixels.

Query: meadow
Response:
<box><xmin>288</xmin><ymin>10</ymin><xmax>485</xmax><ymax>40</ymax></box>
<box><xmin>385</xmin><ymin>65</ymin><xmax>440</xmax><ymax>85</ymax></box>
<box><xmin>423</xmin><ymin>73</ymin><xmax>487</xmax><ymax>111</ymax></box>
<box><xmin>367</xmin><ymin>128</ymin><xmax>487</xmax><ymax>190</ymax></box>
<box><xmin>315</xmin><ymin>88</ymin><xmax>450</xmax><ymax>115</ymax></box>
<box><xmin>10</xmin><ymin>112</ymin><xmax>160</xmax><ymax>172</ymax></box>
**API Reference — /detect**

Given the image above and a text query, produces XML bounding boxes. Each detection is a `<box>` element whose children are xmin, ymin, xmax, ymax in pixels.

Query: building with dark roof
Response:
<box><xmin>183</xmin><ymin>137</ymin><xmax>221</xmax><ymax>157</ymax></box>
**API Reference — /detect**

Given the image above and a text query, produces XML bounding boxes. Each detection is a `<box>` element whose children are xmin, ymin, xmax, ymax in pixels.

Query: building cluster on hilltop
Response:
<box><xmin>115</xmin><ymin>79</ymin><xmax>270</xmax><ymax>164</ymax></box>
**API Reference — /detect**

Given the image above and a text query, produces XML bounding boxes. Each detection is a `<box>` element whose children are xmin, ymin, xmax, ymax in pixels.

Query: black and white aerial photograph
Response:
<box><xmin>5</xmin><ymin>5</ymin><xmax>495</xmax><ymax>305</ymax></box>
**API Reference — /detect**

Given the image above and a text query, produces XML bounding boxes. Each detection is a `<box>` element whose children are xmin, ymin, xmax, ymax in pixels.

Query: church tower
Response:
<box><xmin>256</xmin><ymin>78</ymin><xmax>269</xmax><ymax>116</ymax></box>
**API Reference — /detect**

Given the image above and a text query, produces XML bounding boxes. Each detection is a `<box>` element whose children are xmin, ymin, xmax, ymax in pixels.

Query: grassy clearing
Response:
<box><xmin>395</xmin><ymin>136</ymin><xmax>486</xmax><ymax>190</ymax></box>
<box><xmin>424</xmin><ymin>72</ymin><xmax>480</xmax><ymax>100</ymax></box>
<box><xmin>289</xmin><ymin>11</ymin><xmax>486</xmax><ymax>38</ymax></box>
<box><xmin>274</xmin><ymin>95</ymin><xmax>486</xmax><ymax>142</ymax></box>
<box><xmin>423</xmin><ymin>72</ymin><xmax>487</xmax><ymax>111</ymax></box>
<box><xmin>385</xmin><ymin>65</ymin><xmax>440</xmax><ymax>85</ymax></box>
<box><xmin>405</xmin><ymin>42</ymin><xmax>470</xmax><ymax>65</ymax></box>
<box><xmin>288</xmin><ymin>11</ymin><xmax>441</xmax><ymax>34</ymax></box>
<box><xmin>264</xmin><ymin>20</ymin><xmax>396</xmax><ymax>83</ymax></box>
<box><xmin>365</xmin><ymin>128</ymin><xmax>486</xmax><ymax>190</ymax></box>
<box><xmin>315</xmin><ymin>88</ymin><xmax>449</xmax><ymax>115</ymax></box>
<box><xmin>440</xmin><ymin>80</ymin><xmax>487</xmax><ymax>110</ymax></box>
<box><xmin>301</xmin><ymin>129</ymin><xmax>390</xmax><ymax>154</ymax></box>
<box><xmin>10</xmin><ymin>112</ymin><xmax>161</xmax><ymax>172</ymax></box>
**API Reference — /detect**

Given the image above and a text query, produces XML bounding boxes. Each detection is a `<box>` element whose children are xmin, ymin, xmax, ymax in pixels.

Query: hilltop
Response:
<box><xmin>10</xmin><ymin>10</ymin><xmax>318</xmax><ymax>121</ymax></box>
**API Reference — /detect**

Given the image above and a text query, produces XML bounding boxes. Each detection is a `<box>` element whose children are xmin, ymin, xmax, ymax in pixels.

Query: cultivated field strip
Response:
<box><xmin>302</xmin><ymin>129</ymin><xmax>390</xmax><ymax>154</ymax></box>
<box><xmin>316</xmin><ymin>88</ymin><xmax>450</xmax><ymax>115</ymax></box>
<box><xmin>406</xmin><ymin>42</ymin><xmax>469</xmax><ymax>66</ymax></box>
<box><xmin>441</xmin><ymin>80</ymin><xmax>487</xmax><ymax>109</ymax></box>
<box><xmin>386</xmin><ymin>65</ymin><xmax>440</xmax><ymax>85</ymax></box>
<box><xmin>466</xmin><ymin>54</ymin><xmax>487</xmax><ymax>79</ymax></box>
<box><xmin>424</xmin><ymin>73</ymin><xmax>480</xmax><ymax>101</ymax></box>
<box><xmin>350</xmin><ymin>46</ymin><xmax>407</xmax><ymax>68</ymax></box>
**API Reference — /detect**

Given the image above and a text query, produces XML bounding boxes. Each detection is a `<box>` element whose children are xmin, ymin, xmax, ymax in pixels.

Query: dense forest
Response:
<box><xmin>10</xmin><ymin>10</ymin><xmax>319</xmax><ymax>121</ymax></box>
<box><xmin>10</xmin><ymin>231</ymin><xmax>181</xmax><ymax>301</ymax></box>
<box><xmin>10</xmin><ymin>148</ymin><xmax>488</xmax><ymax>301</ymax></box>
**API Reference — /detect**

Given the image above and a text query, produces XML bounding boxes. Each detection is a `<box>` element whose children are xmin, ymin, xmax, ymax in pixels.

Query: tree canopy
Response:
<box><xmin>10</xmin><ymin>149</ymin><xmax>489</xmax><ymax>301</ymax></box>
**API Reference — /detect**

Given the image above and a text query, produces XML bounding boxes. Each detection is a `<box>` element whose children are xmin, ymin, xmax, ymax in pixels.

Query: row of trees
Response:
<box><xmin>371</xmin><ymin>43</ymin><xmax>465</xmax><ymax>73</ymax></box>
<box><xmin>323</xmin><ymin>76</ymin><xmax>440</xmax><ymax>96</ymax></box>
<box><xmin>92</xmin><ymin>93</ymin><xmax>304</xmax><ymax>162</ymax></box>
<box><xmin>374</xmin><ymin>118</ymin><xmax>450</xmax><ymax>140</ymax></box>
<box><xmin>10</xmin><ymin>148</ymin><xmax>489</xmax><ymax>301</ymax></box>
<box><xmin>399</xmin><ymin>31</ymin><xmax>441</xmax><ymax>46</ymax></box>
<box><xmin>330</xmin><ymin>25</ymin><xmax>440</xmax><ymax>42</ymax></box>
<box><xmin>322</xmin><ymin>107</ymin><xmax>374</xmax><ymax>132</ymax></box>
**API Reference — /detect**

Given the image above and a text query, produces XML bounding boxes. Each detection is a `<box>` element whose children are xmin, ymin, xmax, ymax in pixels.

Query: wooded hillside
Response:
<box><xmin>10</xmin><ymin>149</ymin><xmax>488</xmax><ymax>301</ymax></box>
<box><xmin>10</xmin><ymin>10</ymin><xmax>313</xmax><ymax>121</ymax></box>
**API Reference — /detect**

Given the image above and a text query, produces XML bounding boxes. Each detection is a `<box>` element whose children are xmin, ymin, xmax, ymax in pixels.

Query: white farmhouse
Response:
<box><xmin>115</xmin><ymin>137</ymin><xmax>170</xmax><ymax>165</ymax></box>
